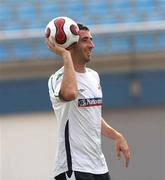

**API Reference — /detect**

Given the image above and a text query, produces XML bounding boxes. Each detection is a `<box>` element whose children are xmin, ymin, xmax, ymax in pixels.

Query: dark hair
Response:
<box><xmin>77</xmin><ymin>23</ymin><xmax>89</xmax><ymax>31</ymax></box>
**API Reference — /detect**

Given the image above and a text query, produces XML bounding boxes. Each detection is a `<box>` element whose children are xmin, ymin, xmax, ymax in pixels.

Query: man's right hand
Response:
<box><xmin>45</xmin><ymin>38</ymin><xmax>69</xmax><ymax>57</ymax></box>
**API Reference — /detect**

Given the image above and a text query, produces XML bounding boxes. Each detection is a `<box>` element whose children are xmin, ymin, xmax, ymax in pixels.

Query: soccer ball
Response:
<box><xmin>45</xmin><ymin>16</ymin><xmax>79</xmax><ymax>48</ymax></box>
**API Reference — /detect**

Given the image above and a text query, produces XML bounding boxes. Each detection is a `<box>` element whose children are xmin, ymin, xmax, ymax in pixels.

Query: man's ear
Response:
<box><xmin>66</xmin><ymin>42</ymin><xmax>78</xmax><ymax>50</ymax></box>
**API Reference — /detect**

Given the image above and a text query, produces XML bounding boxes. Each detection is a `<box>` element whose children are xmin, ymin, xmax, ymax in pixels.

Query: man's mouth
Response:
<box><xmin>87</xmin><ymin>51</ymin><xmax>92</xmax><ymax>57</ymax></box>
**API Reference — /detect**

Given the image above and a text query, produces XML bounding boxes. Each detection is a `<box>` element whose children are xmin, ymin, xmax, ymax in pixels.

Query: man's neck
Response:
<box><xmin>74</xmin><ymin>63</ymin><xmax>86</xmax><ymax>73</ymax></box>
<box><xmin>72</xmin><ymin>55</ymin><xmax>87</xmax><ymax>73</ymax></box>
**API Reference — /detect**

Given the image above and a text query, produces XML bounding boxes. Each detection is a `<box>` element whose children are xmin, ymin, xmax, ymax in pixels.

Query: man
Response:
<box><xmin>46</xmin><ymin>23</ymin><xmax>131</xmax><ymax>180</ymax></box>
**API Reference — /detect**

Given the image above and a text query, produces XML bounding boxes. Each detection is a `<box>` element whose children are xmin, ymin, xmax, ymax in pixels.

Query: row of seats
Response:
<box><xmin>1</xmin><ymin>0</ymin><xmax>165</xmax><ymax>30</ymax></box>
<box><xmin>0</xmin><ymin>0</ymin><xmax>165</xmax><ymax>61</ymax></box>
<box><xmin>1</xmin><ymin>31</ymin><xmax>165</xmax><ymax>61</ymax></box>
<box><xmin>94</xmin><ymin>31</ymin><xmax>165</xmax><ymax>53</ymax></box>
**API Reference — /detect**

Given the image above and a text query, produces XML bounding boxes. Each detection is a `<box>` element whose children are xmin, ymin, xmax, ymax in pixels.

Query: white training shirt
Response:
<box><xmin>48</xmin><ymin>67</ymin><xmax>108</xmax><ymax>177</ymax></box>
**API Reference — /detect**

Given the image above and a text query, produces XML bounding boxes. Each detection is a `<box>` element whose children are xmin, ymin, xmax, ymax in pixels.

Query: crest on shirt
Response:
<box><xmin>56</xmin><ymin>72</ymin><xmax>63</xmax><ymax>81</ymax></box>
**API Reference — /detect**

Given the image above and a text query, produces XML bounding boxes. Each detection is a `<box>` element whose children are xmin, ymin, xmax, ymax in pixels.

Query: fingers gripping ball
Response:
<box><xmin>45</xmin><ymin>16</ymin><xmax>79</xmax><ymax>48</ymax></box>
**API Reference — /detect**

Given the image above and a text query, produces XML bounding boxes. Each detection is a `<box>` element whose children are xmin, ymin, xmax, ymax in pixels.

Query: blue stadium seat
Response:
<box><xmin>123</xmin><ymin>11</ymin><xmax>141</xmax><ymax>23</ymax></box>
<box><xmin>0</xmin><ymin>45</ymin><xmax>8</xmax><ymax>61</ymax></box>
<box><xmin>87</xmin><ymin>0</ymin><xmax>109</xmax><ymax>11</ymax></box>
<box><xmin>0</xmin><ymin>5</ymin><xmax>13</xmax><ymax>30</ymax></box>
<box><xmin>17</xmin><ymin>5</ymin><xmax>36</xmax><ymax>19</ymax></box>
<box><xmin>135</xmin><ymin>0</ymin><xmax>154</xmax><ymax>8</ymax></box>
<box><xmin>64</xmin><ymin>2</ymin><xmax>83</xmax><ymax>14</ymax></box>
<box><xmin>86</xmin><ymin>1</ymin><xmax>111</xmax><ymax>24</ymax></box>
<box><xmin>40</xmin><ymin>4</ymin><xmax>60</xmax><ymax>21</ymax></box>
<box><xmin>156</xmin><ymin>33</ymin><xmax>165</xmax><ymax>50</ymax></box>
<box><xmin>92</xmin><ymin>35</ymin><xmax>108</xmax><ymax>54</ymax></box>
<box><xmin>12</xmin><ymin>41</ymin><xmax>34</xmax><ymax>60</ymax></box>
<box><xmin>134</xmin><ymin>34</ymin><xmax>154</xmax><ymax>52</ymax></box>
<box><xmin>147</xmin><ymin>11</ymin><xmax>165</xmax><ymax>21</ymax></box>
<box><xmin>17</xmin><ymin>5</ymin><xmax>37</xmax><ymax>29</ymax></box>
<box><xmin>111</xmin><ymin>0</ymin><xmax>130</xmax><ymax>10</ymax></box>
<box><xmin>3</xmin><ymin>23</ymin><xmax>21</xmax><ymax>31</ymax></box>
<box><xmin>160</xmin><ymin>0</ymin><xmax>165</xmax><ymax>7</ymax></box>
<box><xmin>110</xmin><ymin>35</ymin><xmax>130</xmax><ymax>54</ymax></box>
<box><xmin>93</xmin><ymin>34</ymin><xmax>130</xmax><ymax>55</ymax></box>
<box><xmin>34</xmin><ymin>41</ymin><xmax>56</xmax><ymax>59</ymax></box>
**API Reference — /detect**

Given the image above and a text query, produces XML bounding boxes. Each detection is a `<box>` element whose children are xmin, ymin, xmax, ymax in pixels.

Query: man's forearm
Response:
<box><xmin>60</xmin><ymin>51</ymin><xmax>78</xmax><ymax>100</ymax></box>
<box><xmin>101</xmin><ymin>118</ymin><xmax>131</xmax><ymax>167</ymax></box>
<box><xmin>101</xmin><ymin>118</ymin><xmax>122</xmax><ymax>140</ymax></box>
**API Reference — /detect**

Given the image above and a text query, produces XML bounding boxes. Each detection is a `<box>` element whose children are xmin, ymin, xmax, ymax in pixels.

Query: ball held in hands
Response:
<box><xmin>45</xmin><ymin>16</ymin><xmax>79</xmax><ymax>48</ymax></box>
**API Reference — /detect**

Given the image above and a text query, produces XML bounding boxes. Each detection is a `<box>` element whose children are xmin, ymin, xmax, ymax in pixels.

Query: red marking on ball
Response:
<box><xmin>70</xmin><ymin>24</ymin><xmax>79</xmax><ymax>35</ymax></box>
<box><xmin>45</xmin><ymin>27</ymin><xmax>51</xmax><ymax>38</ymax></box>
<box><xmin>54</xmin><ymin>18</ymin><xmax>67</xmax><ymax>44</ymax></box>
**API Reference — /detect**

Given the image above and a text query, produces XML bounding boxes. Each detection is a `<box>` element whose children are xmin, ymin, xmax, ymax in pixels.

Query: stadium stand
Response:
<box><xmin>0</xmin><ymin>0</ymin><xmax>165</xmax><ymax>61</ymax></box>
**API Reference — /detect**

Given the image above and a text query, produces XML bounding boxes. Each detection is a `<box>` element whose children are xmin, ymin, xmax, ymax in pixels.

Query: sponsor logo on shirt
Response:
<box><xmin>78</xmin><ymin>98</ymin><xmax>102</xmax><ymax>107</ymax></box>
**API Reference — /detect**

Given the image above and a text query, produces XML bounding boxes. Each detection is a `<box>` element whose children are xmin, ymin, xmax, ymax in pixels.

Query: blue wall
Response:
<box><xmin>0</xmin><ymin>70</ymin><xmax>165</xmax><ymax>114</ymax></box>
<box><xmin>101</xmin><ymin>71</ymin><xmax>165</xmax><ymax>108</ymax></box>
<box><xmin>0</xmin><ymin>78</ymin><xmax>51</xmax><ymax>114</ymax></box>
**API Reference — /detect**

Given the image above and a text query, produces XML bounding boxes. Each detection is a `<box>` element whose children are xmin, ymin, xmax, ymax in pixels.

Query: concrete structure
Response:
<box><xmin>0</xmin><ymin>106</ymin><xmax>165</xmax><ymax>180</ymax></box>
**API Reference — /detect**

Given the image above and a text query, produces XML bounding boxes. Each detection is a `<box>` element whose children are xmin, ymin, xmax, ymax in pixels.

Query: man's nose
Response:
<box><xmin>88</xmin><ymin>40</ymin><xmax>94</xmax><ymax>49</ymax></box>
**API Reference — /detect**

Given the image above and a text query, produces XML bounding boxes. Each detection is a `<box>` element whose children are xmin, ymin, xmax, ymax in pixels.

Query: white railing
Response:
<box><xmin>0</xmin><ymin>21</ymin><xmax>165</xmax><ymax>41</ymax></box>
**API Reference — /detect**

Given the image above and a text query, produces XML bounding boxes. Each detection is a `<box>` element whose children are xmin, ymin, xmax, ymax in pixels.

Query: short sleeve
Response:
<box><xmin>48</xmin><ymin>74</ymin><xmax>62</xmax><ymax>102</ymax></box>
<box><xmin>91</xmin><ymin>69</ymin><xmax>100</xmax><ymax>84</ymax></box>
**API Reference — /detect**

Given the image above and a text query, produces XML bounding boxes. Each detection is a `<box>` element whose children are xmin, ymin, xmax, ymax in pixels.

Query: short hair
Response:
<box><xmin>77</xmin><ymin>23</ymin><xmax>89</xmax><ymax>31</ymax></box>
